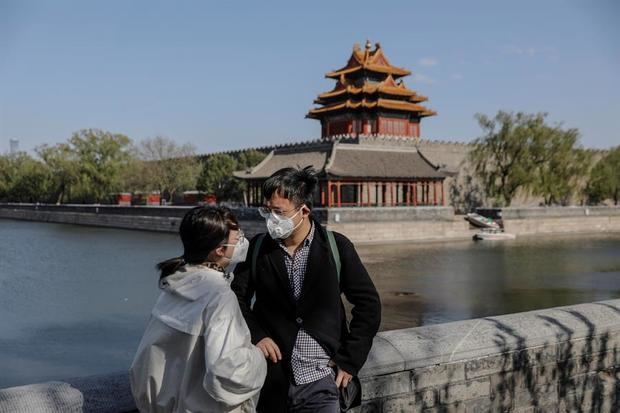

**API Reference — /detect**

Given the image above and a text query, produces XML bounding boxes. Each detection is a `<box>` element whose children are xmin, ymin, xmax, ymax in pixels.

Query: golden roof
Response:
<box><xmin>326</xmin><ymin>42</ymin><xmax>410</xmax><ymax>79</ymax></box>
<box><xmin>316</xmin><ymin>75</ymin><xmax>428</xmax><ymax>104</ymax></box>
<box><xmin>307</xmin><ymin>98</ymin><xmax>437</xmax><ymax>118</ymax></box>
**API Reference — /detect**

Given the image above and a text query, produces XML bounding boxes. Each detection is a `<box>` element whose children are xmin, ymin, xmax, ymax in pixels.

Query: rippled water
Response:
<box><xmin>1</xmin><ymin>219</ymin><xmax>619</xmax><ymax>388</ymax></box>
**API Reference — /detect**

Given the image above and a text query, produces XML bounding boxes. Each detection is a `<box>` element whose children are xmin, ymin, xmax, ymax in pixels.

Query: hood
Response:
<box><xmin>153</xmin><ymin>265</ymin><xmax>234</xmax><ymax>335</ymax></box>
<box><xmin>159</xmin><ymin>265</ymin><xmax>233</xmax><ymax>301</ymax></box>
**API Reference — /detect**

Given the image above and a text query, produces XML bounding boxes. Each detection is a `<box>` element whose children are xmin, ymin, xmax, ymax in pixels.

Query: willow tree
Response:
<box><xmin>0</xmin><ymin>152</ymin><xmax>52</xmax><ymax>202</ymax></box>
<box><xmin>529</xmin><ymin>126</ymin><xmax>592</xmax><ymax>206</ymax></box>
<box><xmin>471</xmin><ymin>111</ymin><xmax>590</xmax><ymax>206</ymax></box>
<box><xmin>67</xmin><ymin>129</ymin><xmax>133</xmax><ymax>203</ymax></box>
<box><xmin>470</xmin><ymin>111</ymin><xmax>544</xmax><ymax>206</ymax></box>
<box><xmin>587</xmin><ymin>146</ymin><xmax>620</xmax><ymax>205</ymax></box>
<box><xmin>36</xmin><ymin>143</ymin><xmax>80</xmax><ymax>204</ymax></box>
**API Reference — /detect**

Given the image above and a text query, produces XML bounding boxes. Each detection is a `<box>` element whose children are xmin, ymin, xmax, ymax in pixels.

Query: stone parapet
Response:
<box><xmin>3</xmin><ymin>300</ymin><xmax>620</xmax><ymax>412</ymax></box>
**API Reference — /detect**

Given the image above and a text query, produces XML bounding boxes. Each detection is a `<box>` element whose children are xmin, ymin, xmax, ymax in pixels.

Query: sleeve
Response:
<box><xmin>332</xmin><ymin>233</ymin><xmax>382</xmax><ymax>376</ymax></box>
<box><xmin>230</xmin><ymin>235</ymin><xmax>269</xmax><ymax>344</ymax></box>
<box><xmin>202</xmin><ymin>289</ymin><xmax>267</xmax><ymax>407</ymax></box>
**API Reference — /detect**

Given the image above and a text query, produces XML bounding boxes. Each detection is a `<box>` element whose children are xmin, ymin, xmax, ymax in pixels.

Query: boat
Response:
<box><xmin>473</xmin><ymin>228</ymin><xmax>516</xmax><ymax>241</ymax></box>
<box><xmin>465</xmin><ymin>213</ymin><xmax>501</xmax><ymax>229</ymax></box>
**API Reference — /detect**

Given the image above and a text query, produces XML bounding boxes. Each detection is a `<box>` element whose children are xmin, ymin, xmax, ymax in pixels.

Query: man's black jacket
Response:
<box><xmin>231</xmin><ymin>217</ymin><xmax>381</xmax><ymax>411</ymax></box>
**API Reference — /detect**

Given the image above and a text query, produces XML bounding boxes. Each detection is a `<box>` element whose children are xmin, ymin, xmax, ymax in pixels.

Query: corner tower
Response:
<box><xmin>307</xmin><ymin>41</ymin><xmax>436</xmax><ymax>138</ymax></box>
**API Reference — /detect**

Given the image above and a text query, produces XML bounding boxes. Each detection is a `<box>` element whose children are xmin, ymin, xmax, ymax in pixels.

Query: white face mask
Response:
<box><xmin>265</xmin><ymin>208</ymin><xmax>304</xmax><ymax>240</ymax></box>
<box><xmin>221</xmin><ymin>235</ymin><xmax>249</xmax><ymax>271</ymax></box>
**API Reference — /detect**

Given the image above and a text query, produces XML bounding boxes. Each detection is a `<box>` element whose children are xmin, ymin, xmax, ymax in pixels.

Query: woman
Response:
<box><xmin>130</xmin><ymin>206</ymin><xmax>266</xmax><ymax>413</ymax></box>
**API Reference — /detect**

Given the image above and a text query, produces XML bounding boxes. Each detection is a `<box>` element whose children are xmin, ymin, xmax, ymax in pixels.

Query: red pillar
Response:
<box><xmin>337</xmin><ymin>182</ymin><xmax>342</xmax><ymax>207</ymax></box>
<box><xmin>433</xmin><ymin>181</ymin><xmax>438</xmax><ymax>206</ymax></box>
<box><xmin>441</xmin><ymin>180</ymin><xmax>445</xmax><ymax>206</ymax></box>
<box><xmin>327</xmin><ymin>181</ymin><xmax>333</xmax><ymax>207</ymax></box>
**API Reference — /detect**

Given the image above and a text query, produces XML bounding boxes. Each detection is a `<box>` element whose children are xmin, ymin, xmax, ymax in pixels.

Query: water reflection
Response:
<box><xmin>357</xmin><ymin>235</ymin><xmax>620</xmax><ymax>331</ymax></box>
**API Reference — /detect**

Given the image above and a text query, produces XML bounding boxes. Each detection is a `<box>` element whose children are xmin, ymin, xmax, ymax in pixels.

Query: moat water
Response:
<box><xmin>1</xmin><ymin>219</ymin><xmax>619</xmax><ymax>388</ymax></box>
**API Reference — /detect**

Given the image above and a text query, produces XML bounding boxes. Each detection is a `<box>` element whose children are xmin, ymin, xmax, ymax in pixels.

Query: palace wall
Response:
<box><xmin>3</xmin><ymin>299</ymin><xmax>620</xmax><ymax>412</ymax></box>
<box><xmin>2</xmin><ymin>204</ymin><xmax>620</xmax><ymax>243</ymax></box>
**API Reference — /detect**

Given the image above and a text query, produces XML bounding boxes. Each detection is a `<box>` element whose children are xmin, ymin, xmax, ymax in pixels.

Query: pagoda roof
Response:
<box><xmin>233</xmin><ymin>141</ymin><xmax>445</xmax><ymax>180</ymax></box>
<box><xmin>307</xmin><ymin>98</ymin><xmax>437</xmax><ymax>119</ymax></box>
<box><xmin>316</xmin><ymin>77</ymin><xmax>428</xmax><ymax>104</ymax></box>
<box><xmin>326</xmin><ymin>42</ymin><xmax>410</xmax><ymax>79</ymax></box>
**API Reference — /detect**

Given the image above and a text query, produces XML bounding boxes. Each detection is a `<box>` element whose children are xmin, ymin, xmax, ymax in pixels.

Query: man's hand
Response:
<box><xmin>256</xmin><ymin>337</ymin><xmax>282</xmax><ymax>363</ymax></box>
<box><xmin>334</xmin><ymin>365</ymin><xmax>353</xmax><ymax>389</ymax></box>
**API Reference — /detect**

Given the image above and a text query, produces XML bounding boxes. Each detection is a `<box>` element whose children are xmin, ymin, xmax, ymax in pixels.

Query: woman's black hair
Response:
<box><xmin>157</xmin><ymin>206</ymin><xmax>239</xmax><ymax>281</ymax></box>
<box><xmin>262</xmin><ymin>165</ymin><xmax>318</xmax><ymax>208</ymax></box>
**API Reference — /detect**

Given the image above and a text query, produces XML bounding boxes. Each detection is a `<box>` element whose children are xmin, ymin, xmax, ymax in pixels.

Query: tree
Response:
<box><xmin>236</xmin><ymin>149</ymin><xmax>267</xmax><ymax>170</ymax></box>
<box><xmin>587</xmin><ymin>146</ymin><xmax>620</xmax><ymax>205</ymax></box>
<box><xmin>0</xmin><ymin>152</ymin><xmax>52</xmax><ymax>202</ymax></box>
<box><xmin>470</xmin><ymin>111</ymin><xmax>544</xmax><ymax>206</ymax></box>
<box><xmin>470</xmin><ymin>111</ymin><xmax>590</xmax><ymax>207</ymax></box>
<box><xmin>529</xmin><ymin>126</ymin><xmax>592</xmax><ymax>206</ymax></box>
<box><xmin>68</xmin><ymin>129</ymin><xmax>133</xmax><ymax>203</ymax></box>
<box><xmin>36</xmin><ymin>143</ymin><xmax>80</xmax><ymax>204</ymax></box>
<box><xmin>196</xmin><ymin>153</ymin><xmax>240</xmax><ymax>202</ymax></box>
<box><xmin>131</xmin><ymin>136</ymin><xmax>202</xmax><ymax>202</ymax></box>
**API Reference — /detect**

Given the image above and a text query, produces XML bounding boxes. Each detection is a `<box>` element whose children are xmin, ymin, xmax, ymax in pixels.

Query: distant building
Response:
<box><xmin>307</xmin><ymin>40</ymin><xmax>436</xmax><ymax>138</ymax></box>
<box><xmin>234</xmin><ymin>41</ymin><xmax>447</xmax><ymax>207</ymax></box>
<box><xmin>9</xmin><ymin>139</ymin><xmax>19</xmax><ymax>154</ymax></box>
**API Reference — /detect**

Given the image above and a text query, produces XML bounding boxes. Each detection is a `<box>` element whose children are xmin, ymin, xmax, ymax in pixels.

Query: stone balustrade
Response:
<box><xmin>3</xmin><ymin>299</ymin><xmax>620</xmax><ymax>412</ymax></box>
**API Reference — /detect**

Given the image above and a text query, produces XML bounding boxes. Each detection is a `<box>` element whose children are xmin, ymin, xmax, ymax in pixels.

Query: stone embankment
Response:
<box><xmin>2</xmin><ymin>299</ymin><xmax>620</xmax><ymax>412</ymax></box>
<box><xmin>501</xmin><ymin>206</ymin><xmax>620</xmax><ymax>236</ymax></box>
<box><xmin>1</xmin><ymin>204</ymin><xmax>620</xmax><ymax>243</ymax></box>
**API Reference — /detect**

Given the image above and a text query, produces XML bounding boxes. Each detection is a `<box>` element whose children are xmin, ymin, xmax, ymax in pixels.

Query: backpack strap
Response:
<box><xmin>326</xmin><ymin>230</ymin><xmax>341</xmax><ymax>282</ymax></box>
<box><xmin>251</xmin><ymin>229</ymin><xmax>340</xmax><ymax>282</ymax></box>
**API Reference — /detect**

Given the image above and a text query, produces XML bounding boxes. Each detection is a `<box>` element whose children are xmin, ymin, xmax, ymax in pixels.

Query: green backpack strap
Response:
<box><xmin>326</xmin><ymin>230</ymin><xmax>341</xmax><ymax>282</ymax></box>
<box><xmin>251</xmin><ymin>233</ymin><xmax>266</xmax><ymax>280</ymax></box>
<box><xmin>252</xmin><ymin>230</ymin><xmax>340</xmax><ymax>282</ymax></box>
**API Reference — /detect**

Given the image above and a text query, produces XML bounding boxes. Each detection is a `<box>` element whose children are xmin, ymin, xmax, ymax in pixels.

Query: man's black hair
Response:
<box><xmin>262</xmin><ymin>165</ymin><xmax>318</xmax><ymax>209</ymax></box>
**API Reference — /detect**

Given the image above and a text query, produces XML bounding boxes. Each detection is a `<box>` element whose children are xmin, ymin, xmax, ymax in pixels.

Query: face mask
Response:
<box><xmin>221</xmin><ymin>235</ymin><xmax>249</xmax><ymax>272</ymax></box>
<box><xmin>266</xmin><ymin>208</ymin><xmax>304</xmax><ymax>240</ymax></box>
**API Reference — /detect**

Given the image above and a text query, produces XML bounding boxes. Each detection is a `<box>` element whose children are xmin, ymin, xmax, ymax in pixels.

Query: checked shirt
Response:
<box><xmin>277</xmin><ymin>222</ymin><xmax>334</xmax><ymax>385</ymax></box>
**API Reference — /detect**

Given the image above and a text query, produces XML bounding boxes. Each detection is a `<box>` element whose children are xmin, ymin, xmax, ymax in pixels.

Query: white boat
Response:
<box><xmin>465</xmin><ymin>213</ymin><xmax>501</xmax><ymax>229</ymax></box>
<box><xmin>473</xmin><ymin>228</ymin><xmax>516</xmax><ymax>241</ymax></box>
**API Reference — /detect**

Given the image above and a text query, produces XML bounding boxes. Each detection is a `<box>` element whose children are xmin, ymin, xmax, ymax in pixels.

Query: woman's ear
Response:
<box><xmin>208</xmin><ymin>246</ymin><xmax>226</xmax><ymax>261</ymax></box>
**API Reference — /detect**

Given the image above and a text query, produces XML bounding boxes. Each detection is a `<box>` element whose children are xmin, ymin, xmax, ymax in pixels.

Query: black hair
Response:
<box><xmin>262</xmin><ymin>165</ymin><xmax>318</xmax><ymax>209</ymax></box>
<box><xmin>157</xmin><ymin>206</ymin><xmax>239</xmax><ymax>281</ymax></box>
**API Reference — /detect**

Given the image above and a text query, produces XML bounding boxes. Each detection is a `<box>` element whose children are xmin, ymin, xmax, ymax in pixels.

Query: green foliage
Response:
<box><xmin>67</xmin><ymin>129</ymin><xmax>132</xmax><ymax>203</ymax></box>
<box><xmin>0</xmin><ymin>152</ymin><xmax>52</xmax><ymax>202</ymax></box>
<box><xmin>236</xmin><ymin>149</ymin><xmax>267</xmax><ymax>170</ymax></box>
<box><xmin>529</xmin><ymin>127</ymin><xmax>592</xmax><ymax>206</ymax></box>
<box><xmin>196</xmin><ymin>150</ymin><xmax>267</xmax><ymax>203</ymax></box>
<box><xmin>470</xmin><ymin>111</ymin><xmax>591</xmax><ymax>206</ymax></box>
<box><xmin>197</xmin><ymin>153</ymin><xmax>240</xmax><ymax>201</ymax></box>
<box><xmin>36</xmin><ymin>143</ymin><xmax>80</xmax><ymax>204</ymax></box>
<box><xmin>587</xmin><ymin>146</ymin><xmax>620</xmax><ymax>205</ymax></box>
<box><xmin>470</xmin><ymin>111</ymin><xmax>543</xmax><ymax>206</ymax></box>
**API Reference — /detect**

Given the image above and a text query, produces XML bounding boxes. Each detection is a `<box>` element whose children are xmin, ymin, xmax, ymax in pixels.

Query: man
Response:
<box><xmin>231</xmin><ymin>166</ymin><xmax>381</xmax><ymax>412</ymax></box>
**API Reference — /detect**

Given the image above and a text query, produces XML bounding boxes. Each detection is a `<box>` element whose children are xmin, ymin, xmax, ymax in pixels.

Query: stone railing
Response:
<box><xmin>3</xmin><ymin>299</ymin><xmax>620</xmax><ymax>412</ymax></box>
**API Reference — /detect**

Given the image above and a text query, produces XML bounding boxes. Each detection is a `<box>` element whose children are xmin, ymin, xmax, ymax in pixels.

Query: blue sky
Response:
<box><xmin>1</xmin><ymin>0</ymin><xmax>619</xmax><ymax>154</ymax></box>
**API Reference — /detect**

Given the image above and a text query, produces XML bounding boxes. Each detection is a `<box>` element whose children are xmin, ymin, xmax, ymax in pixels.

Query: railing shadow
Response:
<box><xmin>483</xmin><ymin>306</ymin><xmax>619</xmax><ymax>412</ymax></box>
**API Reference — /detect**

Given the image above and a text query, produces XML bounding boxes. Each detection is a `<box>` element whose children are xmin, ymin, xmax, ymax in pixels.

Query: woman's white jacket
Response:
<box><xmin>130</xmin><ymin>265</ymin><xmax>266</xmax><ymax>413</ymax></box>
